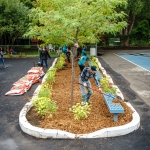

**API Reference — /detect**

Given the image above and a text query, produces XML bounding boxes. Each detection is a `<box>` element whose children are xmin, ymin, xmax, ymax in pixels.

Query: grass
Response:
<box><xmin>25</xmin><ymin>50</ymin><xmax>59</xmax><ymax>57</ymax></box>
<box><xmin>4</xmin><ymin>49</ymin><xmax>91</xmax><ymax>58</ymax></box>
<box><xmin>4</xmin><ymin>50</ymin><xmax>60</xmax><ymax>58</ymax></box>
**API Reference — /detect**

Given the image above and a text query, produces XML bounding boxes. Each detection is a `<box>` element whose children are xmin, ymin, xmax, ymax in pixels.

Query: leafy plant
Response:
<box><xmin>33</xmin><ymin>97</ymin><xmax>58</xmax><ymax>117</ymax></box>
<box><xmin>38</xmin><ymin>83</ymin><xmax>52</xmax><ymax>98</ymax></box>
<box><xmin>100</xmin><ymin>77</ymin><xmax>117</xmax><ymax>95</ymax></box>
<box><xmin>46</xmin><ymin>68</ymin><xmax>57</xmax><ymax>83</ymax></box>
<box><xmin>24</xmin><ymin>0</ymin><xmax>127</xmax><ymax>46</ymax></box>
<box><xmin>69</xmin><ymin>103</ymin><xmax>91</xmax><ymax>120</ymax></box>
<box><xmin>89</xmin><ymin>56</ymin><xmax>99</xmax><ymax>68</ymax></box>
<box><xmin>55</xmin><ymin>54</ymin><xmax>65</xmax><ymax>69</ymax></box>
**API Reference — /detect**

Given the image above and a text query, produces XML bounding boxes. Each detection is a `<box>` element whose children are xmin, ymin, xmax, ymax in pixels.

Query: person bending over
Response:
<box><xmin>79</xmin><ymin>66</ymin><xmax>102</xmax><ymax>105</ymax></box>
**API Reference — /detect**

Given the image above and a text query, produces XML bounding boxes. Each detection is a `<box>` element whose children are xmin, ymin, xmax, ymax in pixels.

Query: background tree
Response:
<box><xmin>0</xmin><ymin>0</ymin><xmax>29</xmax><ymax>45</ymax></box>
<box><xmin>24</xmin><ymin>0</ymin><xmax>127</xmax><ymax>46</ymax></box>
<box><xmin>130</xmin><ymin>20</ymin><xmax>150</xmax><ymax>46</ymax></box>
<box><xmin>119</xmin><ymin>0</ymin><xmax>150</xmax><ymax>46</ymax></box>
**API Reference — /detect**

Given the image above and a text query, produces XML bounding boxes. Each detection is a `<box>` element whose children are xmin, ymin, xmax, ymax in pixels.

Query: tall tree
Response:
<box><xmin>119</xmin><ymin>0</ymin><xmax>150</xmax><ymax>46</ymax></box>
<box><xmin>24</xmin><ymin>0</ymin><xmax>127</xmax><ymax>46</ymax></box>
<box><xmin>0</xmin><ymin>0</ymin><xmax>29</xmax><ymax>45</ymax></box>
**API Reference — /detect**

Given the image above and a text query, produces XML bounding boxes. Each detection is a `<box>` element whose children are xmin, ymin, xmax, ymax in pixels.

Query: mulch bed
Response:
<box><xmin>26</xmin><ymin>59</ymin><xmax>133</xmax><ymax>134</ymax></box>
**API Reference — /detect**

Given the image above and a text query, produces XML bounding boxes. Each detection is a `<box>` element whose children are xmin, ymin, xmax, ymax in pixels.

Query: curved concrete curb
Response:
<box><xmin>19</xmin><ymin>101</ymin><xmax>140</xmax><ymax>139</ymax></box>
<box><xmin>19</xmin><ymin>57</ymin><xmax>140</xmax><ymax>139</ymax></box>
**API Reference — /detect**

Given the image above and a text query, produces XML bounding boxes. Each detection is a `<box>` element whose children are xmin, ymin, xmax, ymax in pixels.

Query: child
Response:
<box><xmin>9</xmin><ymin>47</ymin><xmax>17</xmax><ymax>54</ymax></box>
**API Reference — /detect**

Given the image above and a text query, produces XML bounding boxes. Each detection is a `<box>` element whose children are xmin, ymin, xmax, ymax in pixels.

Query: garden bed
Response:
<box><xmin>26</xmin><ymin>59</ymin><xmax>133</xmax><ymax>134</ymax></box>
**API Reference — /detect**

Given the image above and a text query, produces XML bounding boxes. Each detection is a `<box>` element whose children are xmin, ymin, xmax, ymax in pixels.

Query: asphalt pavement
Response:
<box><xmin>0</xmin><ymin>53</ymin><xmax>150</xmax><ymax>150</ymax></box>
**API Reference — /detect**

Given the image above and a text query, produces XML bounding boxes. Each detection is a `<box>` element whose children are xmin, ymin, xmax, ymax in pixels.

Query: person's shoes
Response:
<box><xmin>87</xmin><ymin>101</ymin><xmax>92</xmax><ymax>105</ymax></box>
<box><xmin>4</xmin><ymin>66</ymin><xmax>8</xmax><ymax>68</ymax></box>
<box><xmin>81</xmin><ymin>102</ymin><xmax>86</xmax><ymax>106</ymax></box>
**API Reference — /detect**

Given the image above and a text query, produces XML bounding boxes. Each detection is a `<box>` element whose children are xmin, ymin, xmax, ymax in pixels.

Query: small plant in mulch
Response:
<box><xmin>69</xmin><ymin>103</ymin><xmax>91</xmax><ymax>120</ymax></box>
<box><xmin>46</xmin><ymin>68</ymin><xmax>57</xmax><ymax>83</ymax></box>
<box><xmin>100</xmin><ymin>77</ymin><xmax>117</xmax><ymax>95</ymax></box>
<box><xmin>38</xmin><ymin>83</ymin><xmax>52</xmax><ymax>98</ymax></box>
<box><xmin>55</xmin><ymin>53</ymin><xmax>66</xmax><ymax>69</ymax></box>
<box><xmin>89</xmin><ymin>56</ymin><xmax>99</xmax><ymax>68</ymax></box>
<box><xmin>31</xmin><ymin>54</ymin><xmax>66</xmax><ymax>119</ymax></box>
<box><xmin>32</xmin><ymin>97</ymin><xmax>58</xmax><ymax>119</ymax></box>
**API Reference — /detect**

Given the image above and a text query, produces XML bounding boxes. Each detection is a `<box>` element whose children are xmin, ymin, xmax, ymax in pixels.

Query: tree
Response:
<box><xmin>24</xmin><ymin>0</ymin><xmax>128</xmax><ymax>107</ymax></box>
<box><xmin>0</xmin><ymin>0</ymin><xmax>29</xmax><ymax>45</ymax></box>
<box><xmin>119</xmin><ymin>0</ymin><xmax>150</xmax><ymax>46</ymax></box>
<box><xmin>24</xmin><ymin>0</ymin><xmax>127</xmax><ymax>46</ymax></box>
<box><xmin>129</xmin><ymin>20</ymin><xmax>150</xmax><ymax>46</ymax></box>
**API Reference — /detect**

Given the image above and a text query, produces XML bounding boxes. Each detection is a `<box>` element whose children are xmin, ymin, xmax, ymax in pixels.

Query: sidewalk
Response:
<box><xmin>0</xmin><ymin>55</ymin><xmax>150</xmax><ymax>150</ymax></box>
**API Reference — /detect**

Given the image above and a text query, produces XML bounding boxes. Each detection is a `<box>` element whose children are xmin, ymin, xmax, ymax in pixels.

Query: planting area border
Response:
<box><xmin>19</xmin><ymin>58</ymin><xmax>140</xmax><ymax>139</ymax></box>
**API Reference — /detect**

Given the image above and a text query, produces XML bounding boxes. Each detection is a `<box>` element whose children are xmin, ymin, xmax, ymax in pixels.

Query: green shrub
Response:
<box><xmin>100</xmin><ymin>77</ymin><xmax>117</xmax><ymax>95</ymax></box>
<box><xmin>33</xmin><ymin>97</ymin><xmax>58</xmax><ymax>117</ymax></box>
<box><xmin>55</xmin><ymin>54</ymin><xmax>65</xmax><ymax>69</ymax></box>
<box><xmin>38</xmin><ymin>83</ymin><xmax>52</xmax><ymax>98</ymax></box>
<box><xmin>46</xmin><ymin>68</ymin><xmax>57</xmax><ymax>83</ymax></box>
<box><xmin>69</xmin><ymin>103</ymin><xmax>91</xmax><ymax>120</ymax></box>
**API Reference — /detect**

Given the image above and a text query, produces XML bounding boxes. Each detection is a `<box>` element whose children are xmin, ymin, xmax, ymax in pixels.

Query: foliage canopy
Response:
<box><xmin>0</xmin><ymin>0</ymin><xmax>30</xmax><ymax>44</ymax></box>
<box><xmin>24</xmin><ymin>0</ymin><xmax>127</xmax><ymax>45</ymax></box>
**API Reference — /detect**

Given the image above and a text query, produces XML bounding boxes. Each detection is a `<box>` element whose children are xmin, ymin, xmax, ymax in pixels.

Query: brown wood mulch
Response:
<box><xmin>26</xmin><ymin>59</ymin><xmax>133</xmax><ymax>134</ymax></box>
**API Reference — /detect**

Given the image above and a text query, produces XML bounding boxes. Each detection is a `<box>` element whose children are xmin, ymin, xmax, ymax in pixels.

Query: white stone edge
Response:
<box><xmin>19</xmin><ymin>57</ymin><xmax>140</xmax><ymax>139</ymax></box>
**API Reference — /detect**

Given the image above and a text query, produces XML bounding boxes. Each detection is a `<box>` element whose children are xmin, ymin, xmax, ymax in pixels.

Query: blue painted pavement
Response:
<box><xmin>116</xmin><ymin>53</ymin><xmax>150</xmax><ymax>72</ymax></box>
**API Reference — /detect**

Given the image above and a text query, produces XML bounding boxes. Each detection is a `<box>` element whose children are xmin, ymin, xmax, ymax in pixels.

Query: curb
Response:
<box><xmin>19</xmin><ymin>101</ymin><xmax>140</xmax><ymax>139</ymax></box>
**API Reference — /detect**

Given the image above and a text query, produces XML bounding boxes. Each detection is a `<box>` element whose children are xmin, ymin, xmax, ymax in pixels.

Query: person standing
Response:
<box><xmin>81</xmin><ymin>48</ymin><xmax>86</xmax><ymax>56</ymax></box>
<box><xmin>79</xmin><ymin>66</ymin><xmax>102</xmax><ymax>105</ymax></box>
<box><xmin>78</xmin><ymin>53</ymin><xmax>88</xmax><ymax>72</ymax></box>
<box><xmin>40</xmin><ymin>46</ymin><xmax>51</xmax><ymax>69</ymax></box>
<box><xmin>62</xmin><ymin>44</ymin><xmax>67</xmax><ymax>55</ymax></box>
<box><xmin>77</xmin><ymin>46</ymin><xmax>82</xmax><ymax>57</ymax></box>
<box><xmin>0</xmin><ymin>47</ymin><xmax>7</xmax><ymax>68</ymax></box>
<box><xmin>66</xmin><ymin>48</ymin><xmax>71</xmax><ymax>63</ymax></box>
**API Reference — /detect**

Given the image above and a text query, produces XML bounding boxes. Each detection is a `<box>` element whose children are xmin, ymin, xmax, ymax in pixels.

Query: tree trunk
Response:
<box><xmin>120</xmin><ymin>10</ymin><xmax>135</xmax><ymax>46</ymax></box>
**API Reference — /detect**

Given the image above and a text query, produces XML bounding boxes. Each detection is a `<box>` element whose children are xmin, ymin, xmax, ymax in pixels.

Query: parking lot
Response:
<box><xmin>0</xmin><ymin>52</ymin><xmax>150</xmax><ymax>150</ymax></box>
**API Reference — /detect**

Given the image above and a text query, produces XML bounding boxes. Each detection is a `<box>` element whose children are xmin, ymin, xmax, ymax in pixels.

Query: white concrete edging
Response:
<box><xmin>19</xmin><ymin>57</ymin><xmax>140</xmax><ymax>139</ymax></box>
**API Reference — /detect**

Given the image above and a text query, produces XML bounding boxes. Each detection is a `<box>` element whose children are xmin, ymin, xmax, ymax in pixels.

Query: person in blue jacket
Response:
<box><xmin>62</xmin><ymin>44</ymin><xmax>67</xmax><ymax>54</ymax></box>
<box><xmin>81</xmin><ymin>48</ymin><xmax>86</xmax><ymax>56</ymax></box>
<box><xmin>78</xmin><ymin>53</ymin><xmax>88</xmax><ymax>72</ymax></box>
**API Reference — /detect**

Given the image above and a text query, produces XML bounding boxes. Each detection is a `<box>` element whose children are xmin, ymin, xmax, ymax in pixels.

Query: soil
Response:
<box><xmin>26</xmin><ymin>59</ymin><xmax>133</xmax><ymax>134</ymax></box>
